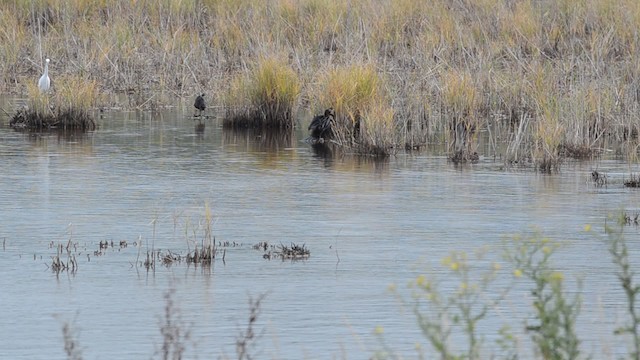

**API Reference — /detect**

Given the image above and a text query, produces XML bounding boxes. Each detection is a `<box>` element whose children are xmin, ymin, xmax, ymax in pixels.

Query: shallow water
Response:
<box><xmin>1</xmin><ymin>101</ymin><xmax>639</xmax><ymax>359</ymax></box>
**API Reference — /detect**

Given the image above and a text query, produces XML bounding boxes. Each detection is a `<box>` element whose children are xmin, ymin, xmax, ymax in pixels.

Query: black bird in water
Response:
<box><xmin>194</xmin><ymin>93</ymin><xmax>206</xmax><ymax>117</ymax></box>
<box><xmin>308</xmin><ymin>108</ymin><xmax>335</xmax><ymax>142</ymax></box>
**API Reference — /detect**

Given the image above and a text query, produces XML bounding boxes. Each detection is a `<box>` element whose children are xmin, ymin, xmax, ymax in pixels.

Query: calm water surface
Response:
<box><xmin>1</xmin><ymin>101</ymin><xmax>639</xmax><ymax>359</ymax></box>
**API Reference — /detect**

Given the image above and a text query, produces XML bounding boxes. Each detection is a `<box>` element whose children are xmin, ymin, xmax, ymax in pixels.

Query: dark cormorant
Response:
<box><xmin>308</xmin><ymin>108</ymin><xmax>335</xmax><ymax>141</ymax></box>
<box><xmin>194</xmin><ymin>93</ymin><xmax>206</xmax><ymax>117</ymax></box>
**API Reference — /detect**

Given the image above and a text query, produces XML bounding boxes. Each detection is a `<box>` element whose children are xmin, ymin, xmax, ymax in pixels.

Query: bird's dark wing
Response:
<box><xmin>308</xmin><ymin>114</ymin><xmax>323</xmax><ymax>131</ymax></box>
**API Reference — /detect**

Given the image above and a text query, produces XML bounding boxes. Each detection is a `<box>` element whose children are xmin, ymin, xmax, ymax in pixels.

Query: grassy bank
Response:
<box><xmin>2</xmin><ymin>0</ymin><xmax>640</xmax><ymax>162</ymax></box>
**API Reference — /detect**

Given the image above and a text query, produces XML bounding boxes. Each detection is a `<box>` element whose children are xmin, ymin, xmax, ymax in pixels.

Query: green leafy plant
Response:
<box><xmin>383</xmin><ymin>248</ymin><xmax>511</xmax><ymax>359</ymax></box>
<box><xmin>603</xmin><ymin>215</ymin><xmax>640</xmax><ymax>360</ymax></box>
<box><xmin>504</xmin><ymin>231</ymin><xmax>581</xmax><ymax>360</ymax></box>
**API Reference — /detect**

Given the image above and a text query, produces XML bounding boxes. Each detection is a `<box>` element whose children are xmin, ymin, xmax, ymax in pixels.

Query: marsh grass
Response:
<box><xmin>261</xmin><ymin>242</ymin><xmax>310</xmax><ymax>261</ymax></box>
<box><xmin>10</xmin><ymin>79</ymin><xmax>97</xmax><ymax>131</ymax></box>
<box><xmin>183</xmin><ymin>202</ymin><xmax>217</xmax><ymax>266</ymax></box>
<box><xmin>50</xmin><ymin>243</ymin><xmax>78</xmax><ymax>274</ymax></box>
<box><xmin>316</xmin><ymin>64</ymin><xmax>395</xmax><ymax>156</ymax></box>
<box><xmin>49</xmin><ymin>236</ymin><xmax>79</xmax><ymax>275</ymax></box>
<box><xmin>442</xmin><ymin>70</ymin><xmax>480</xmax><ymax>163</ymax></box>
<box><xmin>224</xmin><ymin>56</ymin><xmax>300</xmax><ymax>129</ymax></box>
<box><xmin>5</xmin><ymin>0</ymin><xmax>640</xmax><ymax>162</ymax></box>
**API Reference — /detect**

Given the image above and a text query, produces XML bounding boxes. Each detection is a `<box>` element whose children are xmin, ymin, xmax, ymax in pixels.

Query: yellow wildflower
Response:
<box><xmin>442</xmin><ymin>256</ymin><xmax>452</xmax><ymax>266</ymax></box>
<box><xmin>549</xmin><ymin>271</ymin><xmax>563</xmax><ymax>283</ymax></box>
<box><xmin>374</xmin><ymin>325</ymin><xmax>384</xmax><ymax>335</ymax></box>
<box><xmin>584</xmin><ymin>224</ymin><xmax>592</xmax><ymax>232</ymax></box>
<box><xmin>513</xmin><ymin>269</ymin><xmax>523</xmax><ymax>278</ymax></box>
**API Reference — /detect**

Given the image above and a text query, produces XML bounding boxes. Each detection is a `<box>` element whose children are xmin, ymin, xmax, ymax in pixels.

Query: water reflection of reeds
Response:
<box><xmin>222</xmin><ymin>127</ymin><xmax>295</xmax><ymax>153</ymax></box>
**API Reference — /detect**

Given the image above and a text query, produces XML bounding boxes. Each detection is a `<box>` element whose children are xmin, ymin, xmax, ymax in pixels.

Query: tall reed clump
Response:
<box><xmin>316</xmin><ymin>64</ymin><xmax>395</xmax><ymax>156</ymax></box>
<box><xmin>0</xmin><ymin>9</ymin><xmax>26</xmax><ymax>92</ymax></box>
<box><xmin>10</xmin><ymin>75</ymin><xmax>97</xmax><ymax>131</ymax></box>
<box><xmin>528</xmin><ymin>64</ymin><xmax>565</xmax><ymax>172</ymax></box>
<box><xmin>504</xmin><ymin>231</ymin><xmax>582</xmax><ymax>359</ymax></box>
<box><xmin>183</xmin><ymin>202</ymin><xmax>217</xmax><ymax>266</ymax></box>
<box><xmin>52</xmin><ymin>74</ymin><xmax>98</xmax><ymax>130</ymax></box>
<box><xmin>224</xmin><ymin>56</ymin><xmax>300</xmax><ymax>130</ymax></box>
<box><xmin>441</xmin><ymin>69</ymin><xmax>480</xmax><ymax>163</ymax></box>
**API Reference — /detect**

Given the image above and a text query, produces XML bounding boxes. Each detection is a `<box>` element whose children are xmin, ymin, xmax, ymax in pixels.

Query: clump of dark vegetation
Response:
<box><xmin>141</xmin><ymin>246</ymin><xmax>219</xmax><ymax>270</ymax></box>
<box><xmin>48</xmin><ymin>240</ymin><xmax>78</xmax><ymax>275</ymax></box>
<box><xmin>624</xmin><ymin>174</ymin><xmax>640</xmax><ymax>188</ymax></box>
<box><xmin>449</xmin><ymin>150</ymin><xmax>479</xmax><ymax>164</ymax></box>
<box><xmin>257</xmin><ymin>242</ymin><xmax>310</xmax><ymax>261</ymax></box>
<box><xmin>621</xmin><ymin>211</ymin><xmax>640</xmax><ymax>227</ymax></box>
<box><xmin>591</xmin><ymin>170</ymin><xmax>608</xmax><ymax>187</ymax></box>
<box><xmin>10</xmin><ymin>107</ymin><xmax>95</xmax><ymax>131</ymax></box>
<box><xmin>185</xmin><ymin>242</ymin><xmax>216</xmax><ymax>266</ymax></box>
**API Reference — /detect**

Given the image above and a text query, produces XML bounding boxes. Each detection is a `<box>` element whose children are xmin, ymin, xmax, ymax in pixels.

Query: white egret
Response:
<box><xmin>38</xmin><ymin>58</ymin><xmax>50</xmax><ymax>92</ymax></box>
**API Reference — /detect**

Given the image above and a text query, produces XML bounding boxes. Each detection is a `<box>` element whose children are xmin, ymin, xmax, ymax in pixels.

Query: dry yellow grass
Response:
<box><xmin>315</xmin><ymin>64</ymin><xmax>395</xmax><ymax>155</ymax></box>
<box><xmin>224</xmin><ymin>55</ymin><xmax>300</xmax><ymax>128</ymax></box>
<box><xmin>3</xmin><ymin>0</ymin><xmax>640</xmax><ymax>160</ymax></box>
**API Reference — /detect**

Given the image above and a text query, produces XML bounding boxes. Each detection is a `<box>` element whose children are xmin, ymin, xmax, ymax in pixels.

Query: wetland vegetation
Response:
<box><xmin>3</xmin><ymin>0</ymin><xmax>640</xmax><ymax>163</ymax></box>
<box><xmin>49</xmin><ymin>213</ymin><xmax>640</xmax><ymax>359</ymax></box>
<box><xmin>3</xmin><ymin>0</ymin><xmax>640</xmax><ymax>358</ymax></box>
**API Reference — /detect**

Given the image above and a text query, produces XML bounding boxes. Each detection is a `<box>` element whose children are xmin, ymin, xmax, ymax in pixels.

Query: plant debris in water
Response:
<box><xmin>38</xmin><ymin>237</ymin><xmax>309</xmax><ymax>275</ymax></box>
<box><xmin>10</xmin><ymin>107</ymin><xmax>96</xmax><ymax>131</ymax></box>
<box><xmin>624</xmin><ymin>174</ymin><xmax>640</xmax><ymax>188</ymax></box>
<box><xmin>622</xmin><ymin>211</ymin><xmax>640</xmax><ymax>226</ymax></box>
<box><xmin>591</xmin><ymin>170</ymin><xmax>608</xmax><ymax>187</ymax></box>
<box><xmin>48</xmin><ymin>242</ymin><xmax>78</xmax><ymax>275</ymax></box>
<box><xmin>449</xmin><ymin>150</ymin><xmax>479</xmax><ymax>164</ymax></box>
<box><xmin>256</xmin><ymin>242</ymin><xmax>310</xmax><ymax>261</ymax></box>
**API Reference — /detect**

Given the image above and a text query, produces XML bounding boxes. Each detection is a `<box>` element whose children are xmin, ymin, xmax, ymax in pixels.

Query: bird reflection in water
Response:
<box><xmin>195</xmin><ymin>122</ymin><xmax>205</xmax><ymax>136</ymax></box>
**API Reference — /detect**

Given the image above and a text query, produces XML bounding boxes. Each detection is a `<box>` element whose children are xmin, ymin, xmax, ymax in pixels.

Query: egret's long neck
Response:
<box><xmin>44</xmin><ymin>62</ymin><xmax>48</xmax><ymax>76</ymax></box>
